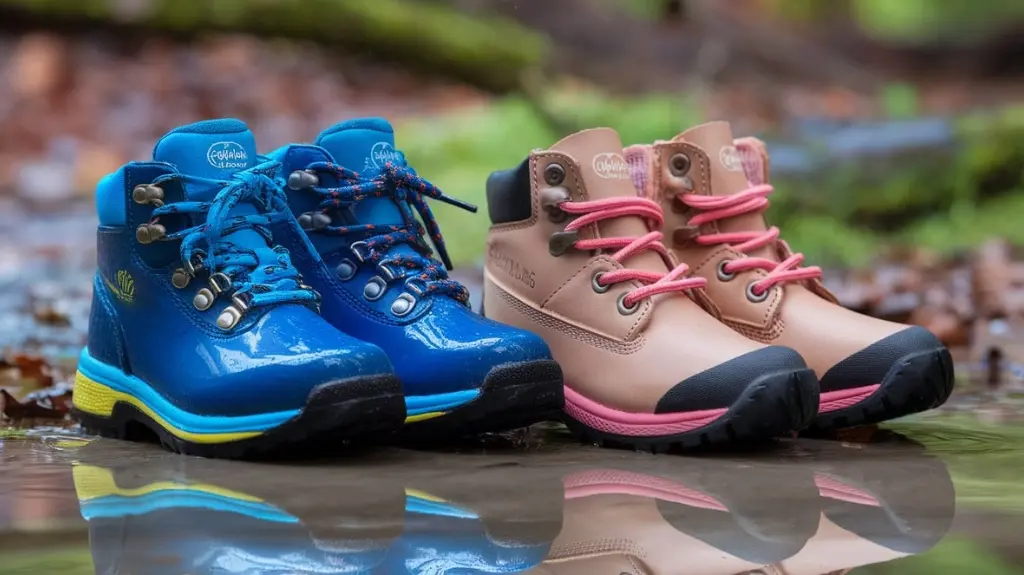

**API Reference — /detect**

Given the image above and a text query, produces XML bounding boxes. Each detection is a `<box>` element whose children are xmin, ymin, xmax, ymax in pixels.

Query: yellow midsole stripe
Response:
<box><xmin>405</xmin><ymin>411</ymin><xmax>446</xmax><ymax>423</ymax></box>
<box><xmin>73</xmin><ymin>371</ymin><xmax>263</xmax><ymax>444</ymax></box>
<box><xmin>404</xmin><ymin>488</ymin><xmax>449</xmax><ymax>503</ymax></box>
<box><xmin>73</xmin><ymin>465</ymin><xmax>265</xmax><ymax>503</ymax></box>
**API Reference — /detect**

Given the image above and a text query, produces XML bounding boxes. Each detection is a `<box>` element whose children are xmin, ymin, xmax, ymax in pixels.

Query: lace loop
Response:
<box><xmin>294</xmin><ymin>159</ymin><xmax>477</xmax><ymax>304</ymax></box>
<box><xmin>678</xmin><ymin>184</ymin><xmax>822</xmax><ymax>296</ymax></box>
<box><xmin>558</xmin><ymin>196</ymin><xmax>706</xmax><ymax>308</ymax></box>
<box><xmin>148</xmin><ymin>163</ymin><xmax>319</xmax><ymax>314</ymax></box>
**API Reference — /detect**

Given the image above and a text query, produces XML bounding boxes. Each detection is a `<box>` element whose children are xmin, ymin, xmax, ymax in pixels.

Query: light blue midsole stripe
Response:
<box><xmin>404</xmin><ymin>389</ymin><xmax>479</xmax><ymax>416</ymax></box>
<box><xmin>77</xmin><ymin>348</ymin><xmax>300</xmax><ymax>434</ymax></box>
<box><xmin>80</xmin><ymin>489</ymin><xmax>299</xmax><ymax>523</ymax></box>
<box><xmin>405</xmin><ymin>495</ymin><xmax>480</xmax><ymax>519</ymax></box>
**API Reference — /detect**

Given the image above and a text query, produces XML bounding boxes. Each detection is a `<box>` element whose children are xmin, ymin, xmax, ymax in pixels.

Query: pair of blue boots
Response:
<box><xmin>72</xmin><ymin>118</ymin><xmax>564</xmax><ymax>458</ymax></box>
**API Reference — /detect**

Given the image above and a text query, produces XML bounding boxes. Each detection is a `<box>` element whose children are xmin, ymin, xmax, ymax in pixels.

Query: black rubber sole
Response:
<box><xmin>804</xmin><ymin>347</ymin><xmax>954</xmax><ymax>435</ymax></box>
<box><xmin>399</xmin><ymin>360</ymin><xmax>564</xmax><ymax>441</ymax></box>
<box><xmin>73</xmin><ymin>374</ymin><xmax>406</xmax><ymax>459</ymax></box>
<box><xmin>562</xmin><ymin>368</ymin><xmax>820</xmax><ymax>453</ymax></box>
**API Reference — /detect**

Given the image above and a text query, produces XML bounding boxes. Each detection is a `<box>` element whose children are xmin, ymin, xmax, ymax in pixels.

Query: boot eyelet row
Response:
<box><xmin>746</xmin><ymin>281</ymin><xmax>771</xmax><ymax>303</ymax></box>
<box><xmin>135</xmin><ymin>223</ymin><xmax>166</xmax><ymax>244</ymax></box>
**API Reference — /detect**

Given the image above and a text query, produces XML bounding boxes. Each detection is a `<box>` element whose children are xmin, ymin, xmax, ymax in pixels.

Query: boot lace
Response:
<box><xmin>679</xmin><ymin>184</ymin><xmax>821</xmax><ymax>296</ymax></box>
<box><xmin>290</xmin><ymin>159</ymin><xmax>477</xmax><ymax>304</ymax></box>
<box><xmin>143</xmin><ymin>163</ymin><xmax>319</xmax><ymax>327</ymax></box>
<box><xmin>559</xmin><ymin>196</ymin><xmax>706</xmax><ymax>309</ymax></box>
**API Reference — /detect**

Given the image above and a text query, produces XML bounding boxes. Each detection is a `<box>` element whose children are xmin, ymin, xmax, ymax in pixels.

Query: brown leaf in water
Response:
<box><xmin>32</xmin><ymin>305</ymin><xmax>71</xmax><ymax>327</ymax></box>
<box><xmin>8</xmin><ymin>353</ymin><xmax>55</xmax><ymax>389</ymax></box>
<box><xmin>0</xmin><ymin>389</ymin><xmax>65</xmax><ymax>420</ymax></box>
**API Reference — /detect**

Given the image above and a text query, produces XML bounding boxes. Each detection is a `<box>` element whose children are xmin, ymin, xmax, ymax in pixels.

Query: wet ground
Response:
<box><xmin>0</xmin><ymin>418</ymin><xmax>1022</xmax><ymax>575</ymax></box>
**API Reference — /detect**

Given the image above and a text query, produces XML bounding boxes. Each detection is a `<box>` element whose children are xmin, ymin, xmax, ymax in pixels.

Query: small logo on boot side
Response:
<box><xmin>207</xmin><ymin>142</ymin><xmax>249</xmax><ymax>170</ymax></box>
<box><xmin>488</xmin><ymin>246</ymin><xmax>536</xmax><ymax>289</ymax></box>
<box><xmin>592</xmin><ymin>153</ymin><xmax>630</xmax><ymax>179</ymax></box>
<box><xmin>103</xmin><ymin>270</ymin><xmax>135</xmax><ymax>304</ymax></box>
<box><xmin>367</xmin><ymin>141</ymin><xmax>400</xmax><ymax>170</ymax></box>
<box><xmin>719</xmin><ymin>146</ymin><xmax>743</xmax><ymax>172</ymax></box>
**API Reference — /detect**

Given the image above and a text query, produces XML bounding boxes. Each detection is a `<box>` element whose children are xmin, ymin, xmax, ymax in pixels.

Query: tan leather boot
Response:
<box><xmin>482</xmin><ymin>127</ymin><xmax>818</xmax><ymax>451</ymax></box>
<box><xmin>624</xmin><ymin>121</ymin><xmax>954</xmax><ymax>433</ymax></box>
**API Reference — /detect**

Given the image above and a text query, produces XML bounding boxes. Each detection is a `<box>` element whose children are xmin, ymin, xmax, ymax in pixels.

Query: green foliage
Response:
<box><xmin>881</xmin><ymin>83</ymin><xmax>920</xmax><ymax>119</ymax></box>
<box><xmin>856</xmin><ymin>538</ymin><xmax>1018</xmax><ymax>575</ymax></box>
<box><xmin>0</xmin><ymin>0</ymin><xmax>547</xmax><ymax>92</ymax></box>
<box><xmin>0</xmin><ymin>547</ymin><xmax>94</xmax><ymax>575</ymax></box>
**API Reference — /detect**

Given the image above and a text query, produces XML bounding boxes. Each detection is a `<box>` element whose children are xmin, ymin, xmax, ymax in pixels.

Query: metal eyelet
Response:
<box><xmin>350</xmin><ymin>241</ymin><xmax>371</xmax><ymax>263</ymax></box>
<box><xmin>391</xmin><ymin>293</ymin><xmax>416</xmax><ymax>317</ymax></box>
<box><xmin>591</xmin><ymin>272</ymin><xmax>610</xmax><ymax>294</ymax></box>
<box><xmin>669</xmin><ymin>153</ymin><xmax>691</xmax><ymax>176</ymax></box>
<box><xmin>540</xmin><ymin>186</ymin><xmax>570</xmax><ymax>223</ymax></box>
<box><xmin>544</xmin><ymin>163</ymin><xmax>565</xmax><ymax>186</ymax></box>
<box><xmin>716</xmin><ymin>259</ymin><xmax>736</xmax><ymax>282</ymax></box>
<box><xmin>336</xmin><ymin>259</ymin><xmax>357</xmax><ymax>281</ymax></box>
<box><xmin>746</xmin><ymin>281</ymin><xmax>771</xmax><ymax>303</ymax></box>
<box><xmin>363</xmin><ymin>276</ymin><xmax>387</xmax><ymax>301</ymax></box>
<box><xmin>208</xmin><ymin>272</ymin><xmax>232</xmax><ymax>295</ymax></box>
<box><xmin>548</xmin><ymin>230</ymin><xmax>579</xmax><ymax>257</ymax></box>
<box><xmin>617</xmin><ymin>293</ymin><xmax>639</xmax><ymax>315</ymax></box>
<box><xmin>193</xmin><ymin>287</ymin><xmax>215</xmax><ymax>311</ymax></box>
<box><xmin>215</xmin><ymin>294</ymin><xmax>251</xmax><ymax>330</ymax></box>
<box><xmin>298</xmin><ymin>212</ymin><xmax>331</xmax><ymax>231</ymax></box>
<box><xmin>171</xmin><ymin>268</ymin><xmax>191</xmax><ymax>289</ymax></box>
<box><xmin>287</xmin><ymin>169</ymin><xmax>319</xmax><ymax>190</ymax></box>
<box><xmin>132</xmin><ymin>184</ymin><xmax>164</xmax><ymax>207</ymax></box>
<box><xmin>135</xmin><ymin>223</ymin><xmax>166</xmax><ymax>244</ymax></box>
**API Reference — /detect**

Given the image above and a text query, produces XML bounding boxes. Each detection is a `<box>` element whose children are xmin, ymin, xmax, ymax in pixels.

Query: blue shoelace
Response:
<box><xmin>289</xmin><ymin>158</ymin><xmax>476</xmax><ymax>304</ymax></box>
<box><xmin>148</xmin><ymin>162</ymin><xmax>319</xmax><ymax>314</ymax></box>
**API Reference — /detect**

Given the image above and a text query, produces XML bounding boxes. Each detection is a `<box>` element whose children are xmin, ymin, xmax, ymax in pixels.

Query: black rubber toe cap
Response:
<box><xmin>820</xmin><ymin>326</ymin><xmax>944</xmax><ymax>394</ymax></box>
<box><xmin>655</xmin><ymin>346</ymin><xmax>808</xmax><ymax>414</ymax></box>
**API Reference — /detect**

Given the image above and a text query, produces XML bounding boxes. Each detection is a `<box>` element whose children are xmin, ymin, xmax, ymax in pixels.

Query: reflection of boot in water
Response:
<box><xmin>381</xmin><ymin>465</ymin><xmax>565</xmax><ymax>574</ymax></box>
<box><xmin>533</xmin><ymin>462</ymin><xmax>820</xmax><ymax>575</ymax></box>
<box><xmin>766</xmin><ymin>435</ymin><xmax>955</xmax><ymax>574</ymax></box>
<box><xmin>72</xmin><ymin>443</ymin><xmax>406</xmax><ymax>575</ymax></box>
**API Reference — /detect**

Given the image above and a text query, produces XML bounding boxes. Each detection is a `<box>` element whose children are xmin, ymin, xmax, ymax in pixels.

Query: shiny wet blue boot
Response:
<box><xmin>73</xmin><ymin>119</ymin><xmax>406</xmax><ymax>458</ymax></box>
<box><xmin>265</xmin><ymin>118</ymin><xmax>563</xmax><ymax>437</ymax></box>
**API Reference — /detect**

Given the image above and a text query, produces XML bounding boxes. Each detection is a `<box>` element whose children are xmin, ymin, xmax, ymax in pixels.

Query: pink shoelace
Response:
<box><xmin>679</xmin><ymin>184</ymin><xmax>821</xmax><ymax>296</ymax></box>
<box><xmin>559</xmin><ymin>196</ymin><xmax>706</xmax><ymax>308</ymax></box>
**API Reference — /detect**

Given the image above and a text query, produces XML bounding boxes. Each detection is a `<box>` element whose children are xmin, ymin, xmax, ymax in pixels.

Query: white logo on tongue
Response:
<box><xmin>719</xmin><ymin>145</ymin><xmax>743</xmax><ymax>172</ymax></box>
<box><xmin>368</xmin><ymin>141</ymin><xmax>399</xmax><ymax>170</ymax></box>
<box><xmin>206</xmin><ymin>142</ymin><xmax>249</xmax><ymax>170</ymax></box>
<box><xmin>592</xmin><ymin>153</ymin><xmax>629</xmax><ymax>179</ymax></box>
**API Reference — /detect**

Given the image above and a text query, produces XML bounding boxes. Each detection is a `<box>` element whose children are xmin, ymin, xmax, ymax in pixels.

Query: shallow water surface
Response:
<box><xmin>0</xmin><ymin>418</ymin><xmax>1021</xmax><ymax>575</ymax></box>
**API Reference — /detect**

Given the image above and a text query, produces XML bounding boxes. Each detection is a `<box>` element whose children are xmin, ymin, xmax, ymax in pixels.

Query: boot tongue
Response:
<box><xmin>152</xmin><ymin>118</ymin><xmax>257</xmax><ymax>201</ymax></box>
<box><xmin>549</xmin><ymin>128</ymin><xmax>669</xmax><ymax>275</ymax></box>
<box><xmin>152</xmin><ymin>119</ymin><xmax>273</xmax><ymax>266</ymax></box>
<box><xmin>315</xmin><ymin>117</ymin><xmax>404</xmax><ymax>226</ymax></box>
<box><xmin>677</xmin><ymin>121</ymin><xmax>774</xmax><ymax>258</ymax></box>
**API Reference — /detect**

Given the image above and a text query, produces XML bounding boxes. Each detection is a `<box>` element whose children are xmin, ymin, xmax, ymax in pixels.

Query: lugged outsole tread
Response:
<box><xmin>398</xmin><ymin>359</ymin><xmax>564</xmax><ymax>442</ymax></box>
<box><xmin>73</xmin><ymin>374</ymin><xmax>407</xmax><ymax>459</ymax></box>
<box><xmin>562</xmin><ymin>368</ymin><xmax>820</xmax><ymax>453</ymax></box>
<box><xmin>803</xmin><ymin>347</ymin><xmax>954</xmax><ymax>436</ymax></box>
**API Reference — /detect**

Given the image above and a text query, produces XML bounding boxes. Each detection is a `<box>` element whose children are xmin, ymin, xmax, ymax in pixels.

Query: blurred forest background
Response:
<box><xmin>2</xmin><ymin>2</ymin><xmax>1024</xmax><ymax>574</ymax></box>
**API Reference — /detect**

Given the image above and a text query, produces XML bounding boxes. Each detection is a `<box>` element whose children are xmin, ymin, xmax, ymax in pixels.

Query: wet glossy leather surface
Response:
<box><xmin>88</xmin><ymin>163</ymin><xmax>394</xmax><ymax>416</ymax></box>
<box><xmin>271</xmin><ymin>151</ymin><xmax>553</xmax><ymax>397</ymax></box>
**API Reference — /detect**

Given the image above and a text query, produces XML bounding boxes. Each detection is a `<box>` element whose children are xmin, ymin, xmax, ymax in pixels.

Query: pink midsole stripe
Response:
<box><xmin>563</xmin><ymin>469</ymin><xmax>728</xmax><ymax>511</ymax></box>
<box><xmin>818</xmin><ymin>384</ymin><xmax>880</xmax><ymax>414</ymax></box>
<box><xmin>814</xmin><ymin>473</ymin><xmax>882</xmax><ymax>507</ymax></box>
<box><xmin>563</xmin><ymin>385</ymin><xmax>726</xmax><ymax>437</ymax></box>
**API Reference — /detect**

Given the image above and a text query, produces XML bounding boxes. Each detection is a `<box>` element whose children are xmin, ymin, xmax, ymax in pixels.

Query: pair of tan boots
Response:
<box><xmin>483</xmin><ymin>121</ymin><xmax>953</xmax><ymax>450</ymax></box>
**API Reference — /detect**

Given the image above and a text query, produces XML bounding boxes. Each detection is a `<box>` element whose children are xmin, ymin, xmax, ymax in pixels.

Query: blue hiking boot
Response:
<box><xmin>265</xmin><ymin>118</ymin><xmax>563</xmax><ymax>438</ymax></box>
<box><xmin>73</xmin><ymin>118</ymin><xmax>406</xmax><ymax>458</ymax></box>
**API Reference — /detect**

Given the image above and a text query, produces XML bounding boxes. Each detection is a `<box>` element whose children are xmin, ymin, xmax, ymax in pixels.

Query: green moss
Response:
<box><xmin>0</xmin><ymin>0</ymin><xmax>548</xmax><ymax>92</ymax></box>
